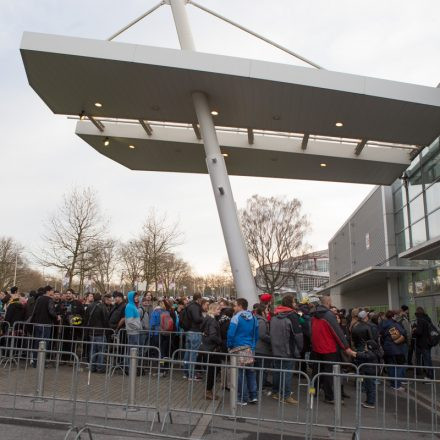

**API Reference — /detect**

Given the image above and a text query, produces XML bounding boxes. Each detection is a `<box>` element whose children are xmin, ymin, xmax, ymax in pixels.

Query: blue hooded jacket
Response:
<box><xmin>125</xmin><ymin>291</ymin><xmax>142</xmax><ymax>335</ymax></box>
<box><xmin>227</xmin><ymin>310</ymin><xmax>259</xmax><ymax>351</ymax></box>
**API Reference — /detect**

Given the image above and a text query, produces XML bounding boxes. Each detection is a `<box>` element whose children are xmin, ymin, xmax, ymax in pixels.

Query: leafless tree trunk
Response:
<box><xmin>0</xmin><ymin>237</ymin><xmax>24</xmax><ymax>290</ymax></box>
<box><xmin>119</xmin><ymin>240</ymin><xmax>142</xmax><ymax>290</ymax></box>
<box><xmin>90</xmin><ymin>239</ymin><xmax>117</xmax><ymax>293</ymax></box>
<box><xmin>240</xmin><ymin>195</ymin><xmax>310</xmax><ymax>294</ymax></box>
<box><xmin>138</xmin><ymin>211</ymin><xmax>181</xmax><ymax>292</ymax></box>
<box><xmin>37</xmin><ymin>187</ymin><xmax>106</xmax><ymax>289</ymax></box>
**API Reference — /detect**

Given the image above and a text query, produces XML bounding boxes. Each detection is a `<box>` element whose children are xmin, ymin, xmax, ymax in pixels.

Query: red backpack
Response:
<box><xmin>160</xmin><ymin>312</ymin><xmax>174</xmax><ymax>331</ymax></box>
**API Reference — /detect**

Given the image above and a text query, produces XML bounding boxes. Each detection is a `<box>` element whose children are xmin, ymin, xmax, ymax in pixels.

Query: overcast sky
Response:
<box><xmin>1</xmin><ymin>1</ymin><xmax>440</xmax><ymax>276</ymax></box>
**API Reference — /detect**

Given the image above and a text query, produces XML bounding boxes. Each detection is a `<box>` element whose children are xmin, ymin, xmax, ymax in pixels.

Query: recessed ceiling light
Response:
<box><xmin>94</xmin><ymin>102</ymin><xmax>102</xmax><ymax>108</ymax></box>
<box><xmin>222</xmin><ymin>153</ymin><xmax>228</xmax><ymax>157</ymax></box>
<box><xmin>272</xmin><ymin>115</ymin><xmax>281</xmax><ymax>121</ymax></box>
<box><xmin>335</xmin><ymin>122</ymin><xmax>343</xmax><ymax>127</ymax></box>
<box><xmin>103</xmin><ymin>137</ymin><xmax>110</xmax><ymax>146</ymax></box>
<box><xmin>211</xmin><ymin>110</ymin><xmax>219</xmax><ymax>116</ymax></box>
<box><xmin>151</xmin><ymin>105</ymin><xmax>160</xmax><ymax>111</ymax></box>
<box><xmin>320</xmin><ymin>163</ymin><xmax>327</xmax><ymax>167</ymax></box>
<box><xmin>129</xmin><ymin>144</ymin><xmax>135</xmax><ymax>149</ymax></box>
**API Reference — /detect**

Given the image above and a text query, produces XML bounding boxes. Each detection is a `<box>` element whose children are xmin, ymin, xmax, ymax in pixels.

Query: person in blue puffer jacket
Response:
<box><xmin>227</xmin><ymin>298</ymin><xmax>259</xmax><ymax>406</ymax></box>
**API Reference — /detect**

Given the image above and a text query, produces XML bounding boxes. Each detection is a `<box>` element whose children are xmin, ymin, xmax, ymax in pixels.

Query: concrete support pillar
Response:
<box><xmin>387</xmin><ymin>277</ymin><xmax>400</xmax><ymax>309</ymax></box>
<box><xmin>169</xmin><ymin>0</ymin><xmax>257</xmax><ymax>305</ymax></box>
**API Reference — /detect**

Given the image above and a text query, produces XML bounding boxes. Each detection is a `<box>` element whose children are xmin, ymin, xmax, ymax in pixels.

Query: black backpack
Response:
<box><xmin>428</xmin><ymin>322</ymin><xmax>440</xmax><ymax>347</ymax></box>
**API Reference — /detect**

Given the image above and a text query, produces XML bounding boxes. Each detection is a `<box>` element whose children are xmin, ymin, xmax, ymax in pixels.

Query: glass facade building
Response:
<box><xmin>392</xmin><ymin>137</ymin><xmax>440</xmax><ymax>317</ymax></box>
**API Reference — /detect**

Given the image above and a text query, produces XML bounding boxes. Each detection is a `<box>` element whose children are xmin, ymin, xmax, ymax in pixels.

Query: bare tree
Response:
<box><xmin>159</xmin><ymin>253</ymin><xmax>191</xmax><ymax>294</ymax></box>
<box><xmin>0</xmin><ymin>237</ymin><xmax>24</xmax><ymax>290</ymax></box>
<box><xmin>38</xmin><ymin>187</ymin><xmax>106</xmax><ymax>289</ymax></box>
<box><xmin>240</xmin><ymin>195</ymin><xmax>310</xmax><ymax>294</ymax></box>
<box><xmin>90</xmin><ymin>239</ymin><xmax>118</xmax><ymax>294</ymax></box>
<box><xmin>119</xmin><ymin>240</ymin><xmax>142</xmax><ymax>290</ymax></box>
<box><xmin>138</xmin><ymin>211</ymin><xmax>181</xmax><ymax>291</ymax></box>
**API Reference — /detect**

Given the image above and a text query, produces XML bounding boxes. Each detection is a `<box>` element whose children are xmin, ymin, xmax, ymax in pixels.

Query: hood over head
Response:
<box><xmin>127</xmin><ymin>291</ymin><xmax>136</xmax><ymax>304</ymax></box>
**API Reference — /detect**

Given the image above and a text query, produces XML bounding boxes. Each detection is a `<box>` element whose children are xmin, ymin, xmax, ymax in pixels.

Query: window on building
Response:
<box><xmin>414</xmin><ymin>270</ymin><xmax>431</xmax><ymax>296</ymax></box>
<box><xmin>395</xmin><ymin>208</ymin><xmax>409</xmax><ymax>232</ymax></box>
<box><xmin>409</xmin><ymin>194</ymin><xmax>425</xmax><ymax>223</ymax></box>
<box><xmin>426</xmin><ymin>183</ymin><xmax>440</xmax><ymax>214</ymax></box>
<box><xmin>411</xmin><ymin>219</ymin><xmax>427</xmax><ymax>246</ymax></box>
<box><xmin>428</xmin><ymin>209</ymin><xmax>440</xmax><ymax>240</ymax></box>
<box><xmin>393</xmin><ymin>185</ymin><xmax>407</xmax><ymax>211</ymax></box>
<box><xmin>396</xmin><ymin>228</ymin><xmax>410</xmax><ymax>253</ymax></box>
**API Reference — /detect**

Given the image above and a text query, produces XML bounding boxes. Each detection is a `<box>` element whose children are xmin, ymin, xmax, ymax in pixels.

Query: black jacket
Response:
<box><xmin>4</xmin><ymin>299</ymin><xmax>25</xmax><ymax>328</ymax></box>
<box><xmin>84</xmin><ymin>301</ymin><xmax>109</xmax><ymax>335</ymax></box>
<box><xmin>108</xmin><ymin>302</ymin><xmax>126</xmax><ymax>330</ymax></box>
<box><xmin>186</xmin><ymin>301</ymin><xmax>204</xmax><ymax>332</ymax></box>
<box><xmin>414</xmin><ymin>313</ymin><xmax>432</xmax><ymax>349</ymax></box>
<box><xmin>351</xmin><ymin>321</ymin><xmax>373</xmax><ymax>350</ymax></box>
<box><xmin>200</xmin><ymin>316</ymin><xmax>222</xmax><ymax>352</ymax></box>
<box><xmin>62</xmin><ymin>300</ymin><xmax>85</xmax><ymax>325</ymax></box>
<box><xmin>218</xmin><ymin>308</ymin><xmax>233</xmax><ymax>352</ymax></box>
<box><xmin>31</xmin><ymin>295</ymin><xmax>57</xmax><ymax>325</ymax></box>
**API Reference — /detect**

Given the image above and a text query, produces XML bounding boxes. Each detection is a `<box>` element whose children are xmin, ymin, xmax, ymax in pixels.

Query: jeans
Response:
<box><xmin>416</xmin><ymin>347</ymin><xmax>433</xmax><ymax>379</ymax></box>
<box><xmin>183</xmin><ymin>332</ymin><xmax>202</xmax><ymax>378</ymax></box>
<box><xmin>272</xmin><ymin>359</ymin><xmax>294</xmax><ymax>398</ymax></box>
<box><xmin>362</xmin><ymin>377</ymin><xmax>375</xmax><ymax>405</ymax></box>
<box><xmin>33</xmin><ymin>324</ymin><xmax>52</xmax><ymax>361</ymax></box>
<box><xmin>311</xmin><ymin>351</ymin><xmax>339</xmax><ymax>401</ymax></box>
<box><xmin>254</xmin><ymin>356</ymin><xmax>272</xmax><ymax>390</ymax></box>
<box><xmin>89</xmin><ymin>334</ymin><xmax>105</xmax><ymax>372</ymax></box>
<box><xmin>238</xmin><ymin>367</ymin><xmax>257</xmax><ymax>403</ymax></box>
<box><xmin>384</xmin><ymin>354</ymin><xmax>405</xmax><ymax>389</ymax></box>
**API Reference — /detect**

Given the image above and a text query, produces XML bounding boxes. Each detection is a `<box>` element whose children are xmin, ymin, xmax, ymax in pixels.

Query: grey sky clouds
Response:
<box><xmin>1</xmin><ymin>1</ymin><xmax>439</xmax><ymax>275</ymax></box>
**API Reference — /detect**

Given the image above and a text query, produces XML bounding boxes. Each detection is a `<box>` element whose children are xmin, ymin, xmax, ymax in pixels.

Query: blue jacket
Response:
<box><xmin>227</xmin><ymin>310</ymin><xmax>258</xmax><ymax>351</ymax></box>
<box><xmin>125</xmin><ymin>291</ymin><xmax>142</xmax><ymax>335</ymax></box>
<box><xmin>379</xmin><ymin>318</ymin><xmax>407</xmax><ymax>356</ymax></box>
<box><xmin>149</xmin><ymin>306</ymin><xmax>163</xmax><ymax>336</ymax></box>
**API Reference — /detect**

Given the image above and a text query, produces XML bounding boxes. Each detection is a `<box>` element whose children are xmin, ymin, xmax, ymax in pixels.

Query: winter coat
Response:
<box><xmin>270</xmin><ymin>306</ymin><xmax>303</xmax><ymax>358</ymax></box>
<box><xmin>62</xmin><ymin>300</ymin><xmax>85</xmax><ymax>326</ymax></box>
<box><xmin>149</xmin><ymin>306</ymin><xmax>164</xmax><ymax>336</ymax></box>
<box><xmin>351</xmin><ymin>321</ymin><xmax>373</xmax><ymax>351</ymax></box>
<box><xmin>255</xmin><ymin>314</ymin><xmax>272</xmax><ymax>356</ymax></box>
<box><xmin>108</xmin><ymin>302</ymin><xmax>126</xmax><ymax>330</ymax></box>
<box><xmin>227</xmin><ymin>310</ymin><xmax>258</xmax><ymax>351</ymax></box>
<box><xmin>379</xmin><ymin>318</ymin><xmax>407</xmax><ymax>356</ymax></box>
<box><xmin>311</xmin><ymin>305</ymin><xmax>349</xmax><ymax>354</ymax></box>
<box><xmin>200</xmin><ymin>315</ymin><xmax>222</xmax><ymax>352</ymax></box>
<box><xmin>84</xmin><ymin>301</ymin><xmax>109</xmax><ymax>335</ymax></box>
<box><xmin>218</xmin><ymin>308</ymin><xmax>233</xmax><ymax>353</ymax></box>
<box><xmin>4</xmin><ymin>298</ymin><xmax>26</xmax><ymax>327</ymax></box>
<box><xmin>125</xmin><ymin>291</ymin><xmax>142</xmax><ymax>336</ymax></box>
<box><xmin>31</xmin><ymin>295</ymin><xmax>57</xmax><ymax>325</ymax></box>
<box><xmin>185</xmin><ymin>301</ymin><xmax>204</xmax><ymax>332</ymax></box>
<box><xmin>413</xmin><ymin>313</ymin><xmax>432</xmax><ymax>350</ymax></box>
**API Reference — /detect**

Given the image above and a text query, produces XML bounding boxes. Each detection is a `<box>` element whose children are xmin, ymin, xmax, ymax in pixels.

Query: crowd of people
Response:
<box><xmin>0</xmin><ymin>285</ymin><xmax>439</xmax><ymax>409</ymax></box>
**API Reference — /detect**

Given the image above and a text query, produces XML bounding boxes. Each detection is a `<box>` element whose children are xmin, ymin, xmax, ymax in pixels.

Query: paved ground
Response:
<box><xmin>0</xmin><ymin>359</ymin><xmax>439</xmax><ymax>440</ymax></box>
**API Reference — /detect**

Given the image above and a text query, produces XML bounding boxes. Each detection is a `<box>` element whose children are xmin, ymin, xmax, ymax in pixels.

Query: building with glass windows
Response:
<box><xmin>256</xmin><ymin>250</ymin><xmax>329</xmax><ymax>297</ymax></box>
<box><xmin>326</xmin><ymin>136</ymin><xmax>440</xmax><ymax>319</ymax></box>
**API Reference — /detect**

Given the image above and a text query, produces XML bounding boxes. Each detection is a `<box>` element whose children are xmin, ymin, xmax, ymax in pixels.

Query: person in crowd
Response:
<box><xmin>0</xmin><ymin>290</ymin><xmax>11</xmax><ymax>313</ymax></box>
<box><xmin>367</xmin><ymin>312</ymin><xmax>380</xmax><ymax>342</ymax></box>
<box><xmin>84</xmin><ymin>292</ymin><xmax>95</xmax><ymax>311</ymax></box>
<box><xmin>227</xmin><ymin>298</ymin><xmax>259</xmax><ymax>406</ymax></box>
<box><xmin>102</xmin><ymin>294</ymin><xmax>113</xmax><ymax>312</ymax></box>
<box><xmin>259</xmin><ymin>293</ymin><xmax>272</xmax><ymax>321</ymax></box>
<box><xmin>181</xmin><ymin>293</ymin><xmax>204</xmax><ymax>380</ymax></box>
<box><xmin>84</xmin><ymin>293</ymin><xmax>109</xmax><ymax>373</ymax></box>
<box><xmin>379</xmin><ymin>310</ymin><xmax>407</xmax><ymax>391</ymax></box>
<box><xmin>160</xmin><ymin>299</ymin><xmax>175</xmax><ymax>359</ymax></box>
<box><xmin>254</xmin><ymin>304</ymin><xmax>272</xmax><ymax>391</ymax></box>
<box><xmin>352</xmin><ymin>339</ymin><xmax>381</xmax><ymax>409</ymax></box>
<box><xmin>351</xmin><ymin>310</ymin><xmax>373</xmax><ymax>351</ymax></box>
<box><xmin>413</xmin><ymin>306</ymin><xmax>434</xmax><ymax>380</ymax></box>
<box><xmin>4</xmin><ymin>287</ymin><xmax>25</xmax><ymax>329</ymax></box>
<box><xmin>142</xmin><ymin>292</ymin><xmax>154</xmax><ymax>318</ymax></box>
<box><xmin>108</xmin><ymin>291</ymin><xmax>126</xmax><ymax>332</ymax></box>
<box><xmin>125</xmin><ymin>291</ymin><xmax>142</xmax><ymax>347</ymax></box>
<box><xmin>311</xmin><ymin>295</ymin><xmax>355</xmax><ymax>404</ymax></box>
<box><xmin>61</xmin><ymin>288</ymin><xmax>85</xmax><ymax>358</ymax></box>
<box><xmin>269</xmin><ymin>295</ymin><xmax>303</xmax><ymax>405</ymax></box>
<box><xmin>139</xmin><ymin>295</ymin><xmax>151</xmax><ymax>331</ymax></box>
<box><xmin>200</xmin><ymin>302</ymin><xmax>222</xmax><ymax>400</ymax></box>
<box><xmin>397</xmin><ymin>305</ymin><xmax>412</xmax><ymax>365</ymax></box>
<box><xmin>29</xmin><ymin>285</ymin><xmax>59</xmax><ymax>366</ymax></box>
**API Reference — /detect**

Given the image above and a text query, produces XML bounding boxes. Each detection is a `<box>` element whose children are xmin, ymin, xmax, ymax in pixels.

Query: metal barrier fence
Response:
<box><xmin>1</xmin><ymin>333</ymin><xmax>440</xmax><ymax>439</ymax></box>
<box><xmin>0</xmin><ymin>342</ymin><xmax>80</xmax><ymax>434</ymax></box>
